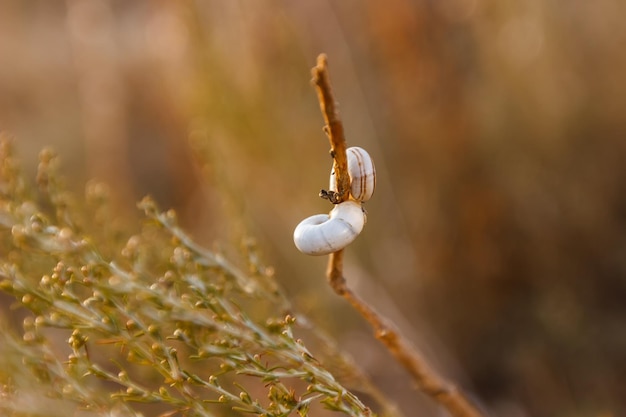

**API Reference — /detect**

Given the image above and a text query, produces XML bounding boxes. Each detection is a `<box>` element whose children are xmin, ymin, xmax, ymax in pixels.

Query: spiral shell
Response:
<box><xmin>293</xmin><ymin>200</ymin><xmax>365</xmax><ymax>255</ymax></box>
<box><xmin>329</xmin><ymin>146</ymin><xmax>376</xmax><ymax>202</ymax></box>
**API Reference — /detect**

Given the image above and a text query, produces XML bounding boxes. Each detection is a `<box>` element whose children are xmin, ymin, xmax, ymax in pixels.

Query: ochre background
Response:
<box><xmin>2</xmin><ymin>1</ymin><xmax>626</xmax><ymax>416</ymax></box>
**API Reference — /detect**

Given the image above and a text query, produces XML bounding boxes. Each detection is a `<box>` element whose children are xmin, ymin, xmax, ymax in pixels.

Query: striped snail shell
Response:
<box><xmin>329</xmin><ymin>146</ymin><xmax>376</xmax><ymax>202</ymax></box>
<box><xmin>293</xmin><ymin>200</ymin><xmax>365</xmax><ymax>256</ymax></box>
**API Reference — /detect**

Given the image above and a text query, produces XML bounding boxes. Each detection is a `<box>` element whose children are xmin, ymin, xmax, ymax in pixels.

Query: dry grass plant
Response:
<box><xmin>0</xmin><ymin>135</ymin><xmax>385</xmax><ymax>417</ymax></box>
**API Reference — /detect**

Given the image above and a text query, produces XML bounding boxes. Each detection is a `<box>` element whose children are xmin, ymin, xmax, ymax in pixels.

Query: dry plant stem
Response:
<box><xmin>330</xmin><ymin>276</ymin><xmax>483</xmax><ymax>417</ymax></box>
<box><xmin>312</xmin><ymin>54</ymin><xmax>485</xmax><ymax>417</ymax></box>
<box><xmin>312</xmin><ymin>54</ymin><xmax>350</xmax><ymax>204</ymax></box>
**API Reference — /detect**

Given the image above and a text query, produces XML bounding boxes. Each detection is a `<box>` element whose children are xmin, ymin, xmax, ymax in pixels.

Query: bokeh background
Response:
<box><xmin>2</xmin><ymin>1</ymin><xmax>626</xmax><ymax>416</ymax></box>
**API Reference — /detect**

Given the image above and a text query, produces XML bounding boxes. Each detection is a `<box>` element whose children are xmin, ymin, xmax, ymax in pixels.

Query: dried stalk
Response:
<box><xmin>311</xmin><ymin>54</ymin><xmax>485</xmax><ymax>417</ymax></box>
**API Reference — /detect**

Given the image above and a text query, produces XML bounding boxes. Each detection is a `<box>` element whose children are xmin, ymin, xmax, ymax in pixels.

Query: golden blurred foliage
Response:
<box><xmin>1</xmin><ymin>1</ymin><xmax>625</xmax><ymax>416</ymax></box>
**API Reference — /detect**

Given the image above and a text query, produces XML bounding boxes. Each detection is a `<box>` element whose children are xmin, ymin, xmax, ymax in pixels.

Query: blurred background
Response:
<box><xmin>2</xmin><ymin>1</ymin><xmax>626</xmax><ymax>416</ymax></box>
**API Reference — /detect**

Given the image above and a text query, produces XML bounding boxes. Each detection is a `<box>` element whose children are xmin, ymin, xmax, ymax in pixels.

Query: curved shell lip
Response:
<box><xmin>347</xmin><ymin>147</ymin><xmax>376</xmax><ymax>202</ymax></box>
<box><xmin>293</xmin><ymin>201</ymin><xmax>365</xmax><ymax>256</ymax></box>
<box><xmin>329</xmin><ymin>146</ymin><xmax>376</xmax><ymax>202</ymax></box>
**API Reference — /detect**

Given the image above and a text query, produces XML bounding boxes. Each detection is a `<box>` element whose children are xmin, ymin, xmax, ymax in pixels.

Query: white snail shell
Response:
<box><xmin>293</xmin><ymin>200</ymin><xmax>365</xmax><ymax>256</ymax></box>
<box><xmin>329</xmin><ymin>146</ymin><xmax>376</xmax><ymax>202</ymax></box>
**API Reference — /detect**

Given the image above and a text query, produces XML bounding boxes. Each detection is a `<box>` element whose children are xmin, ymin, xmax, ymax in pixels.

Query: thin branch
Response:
<box><xmin>311</xmin><ymin>54</ymin><xmax>350</xmax><ymax>290</ymax></box>
<box><xmin>311</xmin><ymin>54</ymin><xmax>350</xmax><ymax>205</ymax></box>
<box><xmin>310</xmin><ymin>54</ymin><xmax>485</xmax><ymax>417</ymax></box>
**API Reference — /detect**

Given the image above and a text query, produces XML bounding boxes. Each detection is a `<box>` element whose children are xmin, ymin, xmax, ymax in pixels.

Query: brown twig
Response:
<box><xmin>311</xmin><ymin>54</ymin><xmax>350</xmax><ymax>207</ymax></box>
<box><xmin>311</xmin><ymin>54</ymin><xmax>485</xmax><ymax>417</ymax></box>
